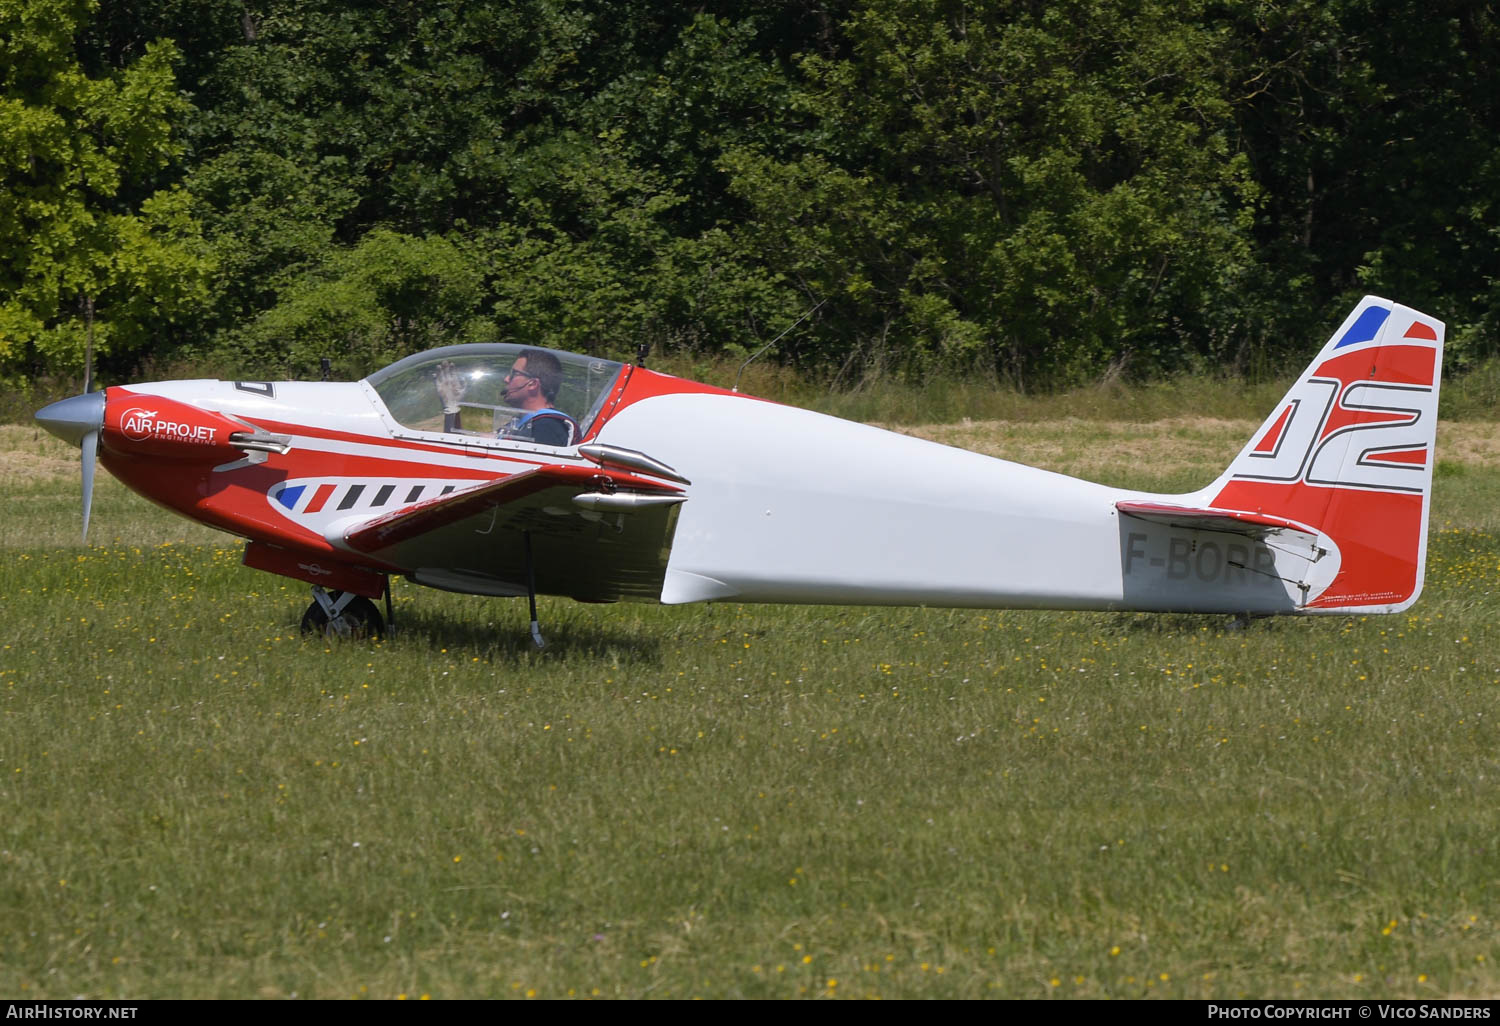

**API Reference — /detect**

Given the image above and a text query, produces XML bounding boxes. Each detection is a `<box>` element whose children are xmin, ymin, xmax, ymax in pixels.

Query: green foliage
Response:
<box><xmin>0</xmin><ymin>0</ymin><xmax>212</xmax><ymax>384</ymax></box>
<box><xmin>172</xmin><ymin>4</ymin><xmax>812</xmax><ymax>369</ymax></box>
<box><xmin>3</xmin><ymin>0</ymin><xmax>1498</xmax><ymax>386</ymax></box>
<box><xmin>229</xmin><ymin>230</ymin><xmax>487</xmax><ymax>379</ymax></box>
<box><xmin>722</xmin><ymin>0</ymin><xmax>1258</xmax><ymax>384</ymax></box>
<box><xmin>1223</xmin><ymin>0</ymin><xmax>1500</xmax><ymax>368</ymax></box>
<box><xmin>184</xmin><ymin>150</ymin><xmax>358</xmax><ymax>329</ymax></box>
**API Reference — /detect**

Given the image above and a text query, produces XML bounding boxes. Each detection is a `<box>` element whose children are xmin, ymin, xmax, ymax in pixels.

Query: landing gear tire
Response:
<box><xmin>301</xmin><ymin>591</ymin><xmax>385</xmax><ymax>640</ymax></box>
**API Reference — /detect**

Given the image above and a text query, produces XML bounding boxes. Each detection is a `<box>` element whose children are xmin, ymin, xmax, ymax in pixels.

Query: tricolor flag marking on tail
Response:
<box><xmin>1333</xmin><ymin>305</ymin><xmax>1391</xmax><ymax>349</ymax></box>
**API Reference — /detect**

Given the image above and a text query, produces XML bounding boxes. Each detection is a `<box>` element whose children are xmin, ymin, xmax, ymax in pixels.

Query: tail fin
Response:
<box><xmin>1204</xmin><ymin>296</ymin><xmax>1444</xmax><ymax>612</ymax></box>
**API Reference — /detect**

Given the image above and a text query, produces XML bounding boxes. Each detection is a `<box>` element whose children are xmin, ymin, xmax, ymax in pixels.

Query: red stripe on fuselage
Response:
<box><xmin>244</xmin><ymin>416</ymin><xmax>561</xmax><ymax>469</ymax></box>
<box><xmin>598</xmin><ymin>366</ymin><xmax>772</xmax><ymax>425</ymax></box>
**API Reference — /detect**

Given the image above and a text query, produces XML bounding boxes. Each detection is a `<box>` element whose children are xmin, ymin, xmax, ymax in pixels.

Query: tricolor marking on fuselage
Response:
<box><xmin>268</xmin><ymin>477</ymin><xmax>487</xmax><ymax>532</ymax></box>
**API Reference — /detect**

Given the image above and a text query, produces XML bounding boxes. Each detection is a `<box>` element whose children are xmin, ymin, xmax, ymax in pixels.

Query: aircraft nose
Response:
<box><xmin>35</xmin><ymin>391</ymin><xmax>106</xmax><ymax>448</ymax></box>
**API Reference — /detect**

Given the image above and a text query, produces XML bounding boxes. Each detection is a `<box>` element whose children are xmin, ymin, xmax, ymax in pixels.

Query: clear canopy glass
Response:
<box><xmin>365</xmin><ymin>344</ymin><xmax>625</xmax><ymax>444</ymax></box>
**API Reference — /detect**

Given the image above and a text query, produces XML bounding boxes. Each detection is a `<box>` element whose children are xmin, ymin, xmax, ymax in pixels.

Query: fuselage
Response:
<box><xmin>33</xmin><ymin>297</ymin><xmax>1447</xmax><ymax>622</ymax></box>
<box><xmin>596</xmin><ymin>392</ymin><xmax>1309</xmax><ymax>612</ymax></box>
<box><xmin>80</xmin><ymin>362</ymin><xmax>1310</xmax><ymax>615</ymax></box>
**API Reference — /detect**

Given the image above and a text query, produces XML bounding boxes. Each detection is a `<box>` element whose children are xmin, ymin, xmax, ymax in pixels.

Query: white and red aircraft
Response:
<box><xmin>35</xmin><ymin>296</ymin><xmax>1443</xmax><ymax>641</ymax></box>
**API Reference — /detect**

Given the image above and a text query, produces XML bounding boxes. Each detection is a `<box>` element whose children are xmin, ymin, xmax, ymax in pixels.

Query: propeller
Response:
<box><xmin>81</xmin><ymin>309</ymin><xmax>95</xmax><ymax>540</ymax></box>
<box><xmin>35</xmin><ymin>391</ymin><xmax>107</xmax><ymax>542</ymax></box>
<box><xmin>80</xmin><ymin>427</ymin><xmax>98</xmax><ymax>540</ymax></box>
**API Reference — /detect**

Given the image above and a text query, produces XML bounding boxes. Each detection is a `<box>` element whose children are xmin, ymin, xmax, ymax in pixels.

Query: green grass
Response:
<box><xmin>3</xmin><ymin>425</ymin><xmax>1499</xmax><ymax>999</ymax></box>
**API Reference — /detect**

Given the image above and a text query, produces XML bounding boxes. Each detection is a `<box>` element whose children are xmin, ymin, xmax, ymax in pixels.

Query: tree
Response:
<box><xmin>722</xmin><ymin>0</ymin><xmax>1258</xmax><ymax>385</ymax></box>
<box><xmin>182</xmin><ymin>4</ymin><xmax>808</xmax><ymax>367</ymax></box>
<box><xmin>1223</xmin><ymin>0</ymin><xmax>1500</xmax><ymax>370</ymax></box>
<box><xmin>0</xmin><ymin>0</ymin><xmax>212</xmax><ymax>385</ymax></box>
<box><xmin>232</xmin><ymin>229</ymin><xmax>487</xmax><ymax>379</ymax></box>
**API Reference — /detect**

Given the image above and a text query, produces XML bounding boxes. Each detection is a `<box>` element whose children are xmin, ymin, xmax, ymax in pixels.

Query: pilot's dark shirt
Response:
<box><xmin>507</xmin><ymin>408</ymin><xmax>577</xmax><ymax>447</ymax></box>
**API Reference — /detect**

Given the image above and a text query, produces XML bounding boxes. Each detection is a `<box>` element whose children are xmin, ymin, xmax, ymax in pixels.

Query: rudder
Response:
<box><xmin>1201</xmin><ymin>296</ymin><xmax>1444</xmax><ymax>612</ymax></box>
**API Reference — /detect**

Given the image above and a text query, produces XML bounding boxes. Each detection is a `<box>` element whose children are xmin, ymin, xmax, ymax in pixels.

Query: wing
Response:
<box><xmin>336</xmin><ymin>463</ymin><xmax>686</xmax><ymax>602</ymax></box>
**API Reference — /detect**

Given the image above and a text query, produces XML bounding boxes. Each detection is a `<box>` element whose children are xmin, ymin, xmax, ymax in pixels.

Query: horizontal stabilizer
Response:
<box><xmin>1117</xmin><ymin>500</ymin><xmax>1330</xmax><ymax>578</ymax></box>
<box><xmin>1116</xmin><ymin>500</ymin><xmax>1316</xmax><ymax>539</ymax></box>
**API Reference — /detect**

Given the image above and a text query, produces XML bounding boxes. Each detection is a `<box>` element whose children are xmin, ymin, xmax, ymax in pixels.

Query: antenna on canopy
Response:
<box><xmin>732</xmin><ymin>299</ymin><xmax>826</xmax><ymax>393</ymax></box>
<box><xmin>636</xmin><ymin>342</ymin><xmax>650</xmax><ymax>368</ymax></box>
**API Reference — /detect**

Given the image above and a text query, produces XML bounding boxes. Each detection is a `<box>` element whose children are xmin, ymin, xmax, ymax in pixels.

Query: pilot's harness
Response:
<box><xmin>505</xmin><ymin>407</ymin><xmax>579</xmax><ymax>445</ymax></box>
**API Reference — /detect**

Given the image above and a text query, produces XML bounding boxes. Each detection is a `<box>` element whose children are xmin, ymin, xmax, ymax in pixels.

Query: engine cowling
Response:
<box><xmin>102</xmin><ymin>391</ymin><xmax>250</xmax><ymax>462</ymax></box>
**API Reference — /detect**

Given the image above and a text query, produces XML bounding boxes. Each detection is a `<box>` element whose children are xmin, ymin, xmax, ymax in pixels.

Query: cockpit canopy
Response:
<box><xmin>364</xmin><ymin>344</ymin><xmax>625</xmax><ymax>444</ymax></box>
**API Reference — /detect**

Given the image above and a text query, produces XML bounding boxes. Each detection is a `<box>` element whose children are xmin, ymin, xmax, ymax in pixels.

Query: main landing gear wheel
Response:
<box><xmin>301</xmin><ymin>587</ymin><xmax>385</xmax><ymax>640</ymax></box>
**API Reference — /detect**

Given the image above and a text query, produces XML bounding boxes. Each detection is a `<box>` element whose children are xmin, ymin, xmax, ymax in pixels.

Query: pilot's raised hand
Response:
<box><xmin>435</xmin><ymin>360</ymin><xmax>466</xmax><ymax>414</ymax></box>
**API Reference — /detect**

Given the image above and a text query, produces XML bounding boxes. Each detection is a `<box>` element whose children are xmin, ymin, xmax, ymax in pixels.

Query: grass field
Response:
<box><xmin>3</xmin><ymin>418</ymin><xmax>1498</xmax><ymax>999</ymax></box>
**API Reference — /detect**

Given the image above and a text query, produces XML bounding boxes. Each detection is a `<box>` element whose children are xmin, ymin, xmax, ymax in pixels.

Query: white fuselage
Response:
<box><xmin>598</xmin><ymin>393</ymin><xmax>1313</xmax><ymax>613</ymax></box>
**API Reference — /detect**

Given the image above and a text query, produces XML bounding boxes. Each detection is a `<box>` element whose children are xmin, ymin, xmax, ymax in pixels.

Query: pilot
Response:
<box><xmin>437</xmin><ymin>349</ymin><xmax>578</xmax><ymax>446</ymax></box>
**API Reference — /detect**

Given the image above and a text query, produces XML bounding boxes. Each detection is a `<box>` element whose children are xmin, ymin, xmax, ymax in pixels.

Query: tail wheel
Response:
<box><xmin>301</xmin><ymin>591</ymin><xmax>385</xmax><ymax>640</ymax></box>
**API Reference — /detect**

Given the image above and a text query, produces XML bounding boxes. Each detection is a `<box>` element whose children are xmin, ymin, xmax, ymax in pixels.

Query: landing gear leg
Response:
<box><xmin>302</xmin><ymin>586</ymin><xmax>385</xmax><ymax>639</ymax></box>
<box><xmin>523</xmin><ymin>531</ymin><xmax>544</xmax><ymax>650</ymax></box>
